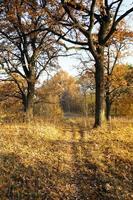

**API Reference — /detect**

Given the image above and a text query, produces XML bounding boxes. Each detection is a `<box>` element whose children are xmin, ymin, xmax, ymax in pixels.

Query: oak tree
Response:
<box><xmin>0</xmin><ymin>0</ymin><xmax>59</xmax><ymax>120</ymax></box>
<box><xmin>47</xmin><ymin>0</ymin><xmax>133</xmax><ymax>127</ymax></box>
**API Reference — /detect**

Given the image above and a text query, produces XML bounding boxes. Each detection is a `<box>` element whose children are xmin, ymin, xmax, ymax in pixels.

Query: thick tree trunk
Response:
<box><xmin>105</xmin><ymin>93</ymin><xmax>111</xmax><ymax>121</ymax></box>
<box><xmin>23</xmin><ymin>82</ymin><xmax>35</xmax><ymax>121</ymax></box>
<box><xmin>25</xmin><ymin>98</ymin><xmax>34</xmax><ymax>121</ymax></box>
<box><xmin>94</xmin><ymin>61</ymin><xmax>105</xmax><ymax>127</ymax></box>
<box><xmin>27</xmin><ymin>82</ymin><xmax>35</xmax><ymax>120</ymax></box>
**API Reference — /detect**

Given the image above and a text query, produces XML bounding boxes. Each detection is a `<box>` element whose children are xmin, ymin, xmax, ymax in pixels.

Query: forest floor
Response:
<box><xmin>0</xmin><ymin>117</ymin><xmax>133</xmax><ymax>200</ymax></box>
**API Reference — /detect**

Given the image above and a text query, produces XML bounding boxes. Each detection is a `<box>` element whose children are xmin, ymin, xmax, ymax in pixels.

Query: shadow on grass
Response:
<box><xmin>69</xmin><ymin>126</ymin><xmax>133</xmax><ymax>200</ymax></box>
<box><xmin>0</xmin><ymin>138</ymin><xmax>133</xmax><ymax>199</ymax></box>
<box><xmin>0</xmin><ymin>153</ymin><xmax>53</xmax><ymax>199</ymax></box>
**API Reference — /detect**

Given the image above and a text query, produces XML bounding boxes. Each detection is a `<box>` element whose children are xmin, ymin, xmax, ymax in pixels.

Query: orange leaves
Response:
<box><xmin>44</xmin><ymin>70</ymin><xmax>79</xmax><ymax>97</ymax></box>
<box><xmin>105</xmin><ymin>64</ymin><xmax>128</xmax><ymax>98</ymax></box>
<box><xmin>111</xmin><ymin>20</ymin><xmax>133</xmax><ymax>45</ymax></box>
<box><xmin>111</xmin><ymin>65</ymin><xmax>128</xmax><ymax>88</ymax></box>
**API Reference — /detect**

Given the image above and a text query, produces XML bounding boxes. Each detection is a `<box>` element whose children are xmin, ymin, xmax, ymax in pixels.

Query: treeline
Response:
<box><xmin>0</xmin><ymin>67</ymin><xmax>133</xmax><ymax>123</ymax></box>
<box><xmin>0</xmin><ymin>1</ymin><xmax>133</xmax><ymax>126</ymax></box>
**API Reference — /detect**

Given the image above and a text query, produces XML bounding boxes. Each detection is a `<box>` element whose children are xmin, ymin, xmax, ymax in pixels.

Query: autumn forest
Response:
<box><xmin>0</xmin><ymin>0</ymin><xmax>133</xmax><ymax>199</ymax></box>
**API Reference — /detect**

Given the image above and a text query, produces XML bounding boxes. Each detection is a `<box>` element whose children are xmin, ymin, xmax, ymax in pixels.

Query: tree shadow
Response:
<box><xmin>0</xmin><ymin>152</ymin><xmax>78</xmax><ymax>200</ymax></box>
<box><xmin>0</xmin><ymin>139</ymin><xmax>133</xmax><ymax>199</ymax></box>
<box><xmin>69</xmin><ymin>129</ymin><xmax>133</xmax><ymax>200</ymax></box>
<box><xmin>0</xmin><ymin>153</ymin><xmax>53</xmax><ymax>199</ymax></box>
<box><xmin>70</xmin><ymin>132</ymin><xmax>102</xmax><ymax>200</ymax></box>
<box><xmin>103</xmin><ymin>155</ymin><xmax>133</xmax><ymax>199</ymax></box>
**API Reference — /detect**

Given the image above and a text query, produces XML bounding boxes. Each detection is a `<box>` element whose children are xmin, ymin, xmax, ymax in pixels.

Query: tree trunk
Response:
<box><xmin>105</xmin><ymin>93</ymin><xmax>111</xmax><ymax>121</ymax></box>
<box><xmin>23</xmin><ymin>82</ymin><xmax>35</xmax><ymax>121</ymax></box>
<box><xmin>94</xmin><ymin>61</ymin><xmax>105</xmax><ymax>127</ymax></box>
<box><xmin>25</xmin><ymin>99</ymin><xmax>34</xmax><ymax>121</ymax></box>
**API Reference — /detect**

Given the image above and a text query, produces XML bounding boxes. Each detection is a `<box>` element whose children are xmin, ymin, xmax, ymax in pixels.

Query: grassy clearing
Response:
<box><xmin>0</xmin><ymin>118</ymin><xmax>133</xmax><ymax>199</ymax></box>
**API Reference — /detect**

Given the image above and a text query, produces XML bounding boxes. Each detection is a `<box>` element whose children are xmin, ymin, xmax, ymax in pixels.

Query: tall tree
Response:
<box><xmin>0</xmin><ymin>0</ymin><xmax>59</xmax><ymax>120</ymax></box>
<box><xmin>104</xmin><ymin>22</ymin><xmax>133</xmax><ymax>120</ymax></box>
<box><xmin>46</xmin><ymin>0</ymin><xmax>133</xmax><ymax>127</ymax></box>
<box><xmin>105</xmin><ymin>64</ymin><xmax>128</xmax><ymax>119</ymax></box>
<box><xmin>78</xmin><ymin>21</ymin><xmax>133</xmax><ymax>120</ymax></box>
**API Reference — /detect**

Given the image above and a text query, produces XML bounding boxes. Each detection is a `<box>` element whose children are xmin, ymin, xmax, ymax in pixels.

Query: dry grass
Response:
<box><xmin>0</xmin><ymin>118</ymin><xmax>133</xmax><ymax>199</ymax></box>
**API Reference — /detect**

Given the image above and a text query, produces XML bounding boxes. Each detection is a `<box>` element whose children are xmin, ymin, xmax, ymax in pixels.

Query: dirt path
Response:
<box><xmin>61</xmin><ymin>122</ymin><xmax>101</xmax><ymax>200</ymax></box>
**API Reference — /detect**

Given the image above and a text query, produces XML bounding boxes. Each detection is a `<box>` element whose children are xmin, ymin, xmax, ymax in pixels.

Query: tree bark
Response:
<box><xmin>27</xmin><ymin>81</ymin><xmax>35</xmax><ymax>120</ymax></box>
<box><xmin>94</xmin><ymin>60</ymin><xmax>105</xmax><ymax>127</ymax></box>
<box><xmin>22</xmin><ymin>81</ymin><xmax>35</xmax><ymax>121</ymax></box>
<box><xmin>105</xmin><ymin>93</ymin><xmax>111</xmax><ymax>121</ymax></box>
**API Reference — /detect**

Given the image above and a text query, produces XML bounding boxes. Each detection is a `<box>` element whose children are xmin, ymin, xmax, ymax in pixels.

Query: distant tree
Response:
<box><xmin>0</xmin><ymin>78</ymin><xmax>24</xmax><ymax>122</ymax></box>
<box><xmin>105</xmin><ymin>64</ymin><xmax>128</xmax><ymax>118</ymax></box>
<box><xmin>36</xmin><ymin>70</ymin><xmax>81</xmax><ymax>116</ymax></box>
<box><xmin>78</xmin><ymin>71</ymin><xmax>95</xmax><ymax>116</ymax></box>
<box><xmin>0</xmin><ymin>79</ymin><xmax>23</xmax><ymax>111</ymax></box>
<box><xmin>114</xmin><ymin>65</ymin><xmax>133</xmax><ymax>116</ymax></box>
<box><xmin>104</xmin><ymin>23</ymin><xmax>133</xmax><ymax>120</ymax></box>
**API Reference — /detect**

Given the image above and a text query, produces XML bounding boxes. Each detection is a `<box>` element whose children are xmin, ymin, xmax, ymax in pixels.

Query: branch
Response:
<box><xmin>103</xmin><ymin>6</ymin><xmax>133</xmax><ymax>43</ymax></box>
<box><xmin>50</xmin><ymin>29</ymin><xmax>88</xmax><ymax>46</ymax></box>
<box><xmin>87</xmin><ymin>0</ymin><xmax>98</xmax><ymax>60</ymax></box>
<box><xmin>108</xmin><ymin>0</ymin><xmax>121</xmax><ymax>9</ymax></box>
<box><xmin>58</xmin><ymin>41</ymin><xmax>89</xmax><ymax>50</ymax></box>
<box><xmin>116</xmin><ymin>6</ymin><xmax>133</xmax><ymax>24</ymax></box>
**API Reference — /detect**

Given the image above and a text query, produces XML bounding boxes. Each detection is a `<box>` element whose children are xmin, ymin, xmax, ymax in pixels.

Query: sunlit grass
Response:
<box><xmin>0</xmin><ymin>118</ymin><xmax>133</xmax><ymax>199</ymax></box>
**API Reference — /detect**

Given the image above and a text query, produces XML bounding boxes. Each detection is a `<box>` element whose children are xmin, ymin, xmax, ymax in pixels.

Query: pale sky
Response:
<box><xmin>58</xmin><ymin>55</ymin><xmax>80</xmax><ymax>76</ymax></box>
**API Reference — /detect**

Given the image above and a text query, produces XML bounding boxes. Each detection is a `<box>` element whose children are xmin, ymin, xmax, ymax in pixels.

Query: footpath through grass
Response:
<box><xmin>0</xmin><ymin>118</ymin><xmax>133</xmax><ymax>199</ymax></box>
